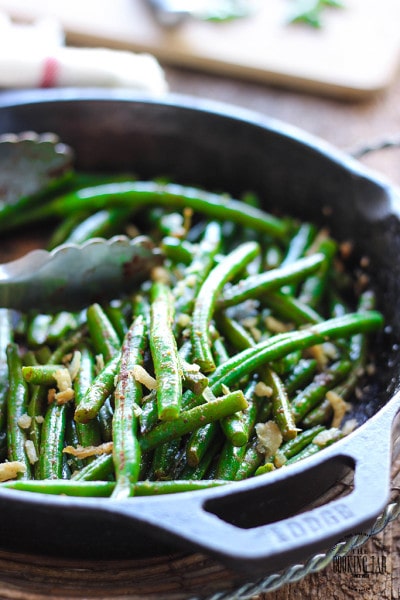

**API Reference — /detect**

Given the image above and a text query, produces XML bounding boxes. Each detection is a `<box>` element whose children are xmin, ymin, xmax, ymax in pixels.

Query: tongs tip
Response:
<box><xmin>0</xmin><ymin>235</ymin><xmax>163</xmax><ymax>313</ymax></box>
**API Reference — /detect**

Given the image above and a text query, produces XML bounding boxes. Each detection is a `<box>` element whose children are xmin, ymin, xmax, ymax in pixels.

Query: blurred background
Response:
<box><xmin>0</xmin><ymin>0</ymin><xmax>399</xmax><ymax>186</ymax></box>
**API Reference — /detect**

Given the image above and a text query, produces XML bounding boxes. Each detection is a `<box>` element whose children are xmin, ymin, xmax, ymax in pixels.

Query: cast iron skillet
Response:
<box><xmin>0</xmin><ymin>89</ymin><xmax>399</xmax><ymax>580</ymax></box>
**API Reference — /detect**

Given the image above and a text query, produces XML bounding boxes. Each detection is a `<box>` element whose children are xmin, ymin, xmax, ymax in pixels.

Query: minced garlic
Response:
<box><xmin>24</xmin><ymin>440</ymin><xmax>38</xmax><ymax>465</ymax></box>
<box><xmin>326</xmin><ymin>390</ymin><xmax>351</xmax><ymax>428</ymax></box>
<box><xmin>132</xmin><ymin>364</ymin><xmax>157</xmax><ymax>390</ymax></box>
<box><xmin>255</xmin><ymin>421</ymin><xmax>283</xmax><ymax>457</ymax></box>
<box><xmin>0</xmin><ymin>461</ymin><xmax>26</xmax><ymax>482</ymax></box>
<box><xmin>17</xmin><ymin>414</ymin><xmax>31</xmax><ymax>430</ymax></box>
<box><xmin>63</xmin><ymin>441</ymin><xmax>113</xmax><ymax>459</ymax></box>
<box><xmin>254</xmin><ymin>381</ymin><xmax>273</xmax><ymax>398</ymax></box>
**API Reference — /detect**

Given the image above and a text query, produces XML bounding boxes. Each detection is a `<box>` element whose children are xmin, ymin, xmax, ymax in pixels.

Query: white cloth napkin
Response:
<box><xmin>0</xmin><ymin>13</ymin><xmax>168</xmax><ymax>93</ymax></box>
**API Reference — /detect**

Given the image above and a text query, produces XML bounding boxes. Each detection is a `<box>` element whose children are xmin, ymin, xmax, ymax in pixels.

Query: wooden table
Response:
<box><xmin>1</xmin><ymin>65</ymin><xmax>400</xmax><ymax>600</ymax></box>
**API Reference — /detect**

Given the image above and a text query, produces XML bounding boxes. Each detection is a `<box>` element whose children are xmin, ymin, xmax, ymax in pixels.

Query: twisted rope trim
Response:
<box><xmin>201</xmin><ymin>499</ymin><xmax>400</xmax><ymax>600</ymax></box>
<box><xmin>351</xmin><ymin>137</ymin><xmax>400</xmax><ymax>158</ymax></box>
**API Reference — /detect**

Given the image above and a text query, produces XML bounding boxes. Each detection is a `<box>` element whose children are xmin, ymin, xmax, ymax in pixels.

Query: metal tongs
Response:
<box><xmin>0</xmin><ymin>236</ymin><xmax>162</xmax><ymax>313</ymax></box>
<box><xmin>0</xmin><ymin>132</ymin><xmax>161</xmax><ymax>313</ymax></box>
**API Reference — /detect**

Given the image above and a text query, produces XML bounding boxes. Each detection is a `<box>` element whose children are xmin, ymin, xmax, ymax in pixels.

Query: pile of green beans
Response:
<box><xmin>0</xmin><ymin>174</ymin><xmax>384</xmax><ymax>498</ymax></box>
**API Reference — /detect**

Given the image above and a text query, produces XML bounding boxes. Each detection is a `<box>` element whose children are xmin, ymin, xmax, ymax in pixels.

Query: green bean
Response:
<box><xmin>104</xmin><ymin>303</ymin><xmax>129</xmax><ymax>342</ymax></box>
<box><xmin>174</xmin><ymin>221</ymin><xmax>222</xmax><ymax>317</ymax></box>
<box><xmin>281</xmin><ymin>223</ymin><xmax>317</xmax><ymax>267</ymax></box>
<box><xmin>212</xmin><ymin>333</ymin><xmax>230</xmax><ymax>366</ymax></box>
<box><xmin>297</xmin><ymin>237</ymin><xmax>337</xmax><ymax>308</ymax></box>
<box><xmin>255</xmin><ymin>396</ymin><xmax>273</xmax><ymax>424</ymax></box>
<box><xmin>36</xmin><ymin>181</ymin><xmax>291</xmax><ymax>239</ymax></box>
<box><xmin>139</xmin><ymin>390</ymin><xmax>158</xmax><ymax>434</ymax></box>
<box><xmin>331</xmin><ymin>289</ymin><xmax>377</xmax><ymax>402</ymax></box>
<box><xmin>86</xmin><ymin>303</ymin><xmax>121</xmax><ymax>361</ymax></box>
<box><xmin>47</xmin><ymin>210</ymin><xmax>90</xmax><ymax>249</ymax></box>
<box><xmin>64</xmin><ymin>417</ymin><xmax>85</xmax><ymax>474</ymax></box>
<box><xmin>284</xmin><ymin>428</ymin><xmax>344</xmax><ymax>465</ymax></box>
<box><xmin>73</xmin><ymin>346</ymin><xmax>102</xmax><ymax>450</ymax></box>
<box><xmin>301</xmin><ymin>399</ymin><xmax>333</xmax><ymax>427</ymax></box>
<box><xmin>290</xmin><ymin>359</ymin><xmax>352</xmax><ymax>424</ymax></box>
<box><xmin>191</xmin><ymin>241</ymin><xmax>260</xmax><ymax>372</ymax></box>
<box><xmin>140</xmin><ymin>390</ymin><xmax>248</xmax><ymax>452</ymax></box>
<box><xmin>128</xmin><ymin>479</ymin><xmax>230</xmax><ymax>495</ymax></box>
<box><xmin>284</xmin><ymin>358</ymin><xmax>318</xmax><ymax>396</ymax></box>
<box><xmin>97</xmin><ymin>399</ymin><xmax>114</xmax><ymax>440</ymax></box>
<box><xmin>265</xmin><ymin>368</ymin><xmax>298</xmax><ymax>441</ymax></box>
<box><xmin>29</xmin><ymin>333</ymin><xmax>84</xmax><ymax>474</ymax></box>
<box><xmin>271</xmin><ymin>350</ymin><xmax>302</xmax><ymax>376</ymax></box>
<box><xmin>6</xmin><ymin>343</ymin><xmax>31</xmax><ymax>479</ymax></box>
<box><xmin>234</xmin><ymin>438</ymin><xmax>264</xmax><ymax>480</ymax></box>
<box><xmin>74</xmin><ymin>353</ymin><xmax>120</xmax><ymax>424</ymax></box>
<box><xmin>2</xmin><ymin>479</ymin><xmax>115</xmax><ymax>496</ymax></box>
<box><xmin>184</xmin><ymin>311</ymin><xmax>383</xmax><ymax>406</ymax></box>
<box><xmin>278</xmin><ymin>222</ymin><xmax>317</xmax><ymax>295</ymax></box>
<box><xmin>27</xmin><ymin>385</ymin><xmax>47</xmax><ymax>477</ymax></box>
<box><xmin>38</xmin><ymin>402</ymin><xmax>68</xmax><ymax>480</ymax></box>
<box><xmin>181</xmin><ymin>362</ymin><xmax>209</xmax><ymax>396</ymax></box>
<box><xmin>150</xmin><ymin>439</ymin><xmax>182</xmax><ymax>480</ymax></box>
<box><xmin>183</xmin><ymin>323</ymin><xmax>223</xmax><ymax>467</ymax></box>
<box><xmin>34</xmin><ymin>346</ymin><xmax>53</xmax><ymax>365</ymax></box>
<box><xmin>0</xmin><ymin>309</ymin><xmax>13</xmax><ymax>432</ymax></box>
<box><xmin>219</xmin><ymin>253</ymin><xmax>325</xmax><ymax>308</ymax></box>
<box><xmin>216</xmin><ymin>313</ymin><xmax>256</xmax><ymax>352</ymax></box>
<box><xmin>0</xmin><ymin>430</ymin><xmax>6</xmax><ymax>462</ymax></box>
<box><xmin>71</xmin><ymin>453</ymin><xmax>114</xmax><ymax>481</ymax></box>
<box><xmin>46</xmin><ymin>312</ymin><xmax>79</xmax><ymax>344</ymax></box>
<box><xmin>276</xmin><ymin>425</ymin><xmax>326</xmax><ymax>460</ymax></box>
<box><xmin>0</xmin><ymin>172</ymin><xmax>142</xmax><ymax>235</ymax></box>
<box><xmin>186</xmin><ymin>422</ymin><xmax>221</xmax><ymax>467</ymax></box>
<box><xmin>254</xmin><ymin>462</ymin><xmax>275</xmax><ymax>476</ymax></box>
<box><xmin>329</xmin><ymin>291</ymin><xmax>349</xmax><ymax>319</ymax></box>
<box><xmin>219</xmin><ymin>415</ymin><xmax>249</xmax><ymax>448</ymax></box>
<box><xmin>180</xmin><ymin>441</ymin><xmax>221</xmax><ymax>480</ymax></box>
<box><xmin>262</xmin><ymin>291</ymin><xmax>323</xmax><ymax>325</ymax></box>
<box><xmin>21</xmin><ymin>364</ymin><xmax>67</xmax><ymax>386</ymax></box>
<box><xmin>182</xmin><ymin>328</ymin><xmax>232</xmax><ymax>468</ymax></box>
<box><xmin>220</xmin><ymin>380</ymin><xmax>260</xmax><ymax>447</ymax></box>
<box><xmin>161</xmin><ymin>236</ymin><xmax>194</xmax><ymax>265</ymax></box>
<box><xmin>49</xmin><ymin>327</ymin><xmax>86</xmax><ymax>364</ymax></box>
<box><xmin>97</xmin><ymin>397</ymin><xmax>114</xmax><ymax>441</ymax></box>
<box><xmin>62</xmin><ymin>208</ymin><xmax>132</xmax><ymax>244</ymax></box>
<box><xmin>149</xmin><ymin>281</ymin><xmax>182</xmax><ymax>421</ymax></box>
<box><xmin>1</xmin><ymin>478</ymin><xmax>228</xmax><ymax>497</ymax></box>
<box><xmin>26</xmin><ymin>314</ymin><xmax>52</xmax><ymax>347</ymax></box>
<box><xmin>215</xmin><ymin>441</ymin><xmax>247</xmax><ymax>480</ymax></box>
<box><xmin>112</xmin><ymin>314</ymin><xmax>147</xmax><ymax>499</ymax></box>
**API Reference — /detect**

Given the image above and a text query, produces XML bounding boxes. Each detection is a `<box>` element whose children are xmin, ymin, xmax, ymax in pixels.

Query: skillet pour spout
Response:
<box><xmin>0</xmin><ymin>89</ymin><xmax>399</xmax><ymax>580</ymax></box>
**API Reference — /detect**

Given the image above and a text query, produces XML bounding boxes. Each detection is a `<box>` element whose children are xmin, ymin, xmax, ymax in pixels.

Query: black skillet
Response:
<box><xmin>0</xmin><ymin>89</ymin><xmax>399</xmax><ymax>581</ymax></box>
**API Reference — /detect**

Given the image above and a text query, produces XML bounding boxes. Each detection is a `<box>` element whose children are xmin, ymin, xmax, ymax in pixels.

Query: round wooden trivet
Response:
<box><xmin>0</xmin><ymin>550</ymin><xmax>244</xmax><ymax>600</ymax></box>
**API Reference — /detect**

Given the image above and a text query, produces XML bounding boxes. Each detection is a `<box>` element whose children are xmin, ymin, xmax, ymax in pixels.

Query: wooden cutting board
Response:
<box><xmin>1</xmin><ymin>0</ymin><xmax>400</xmax><ymax>99</ymax></box>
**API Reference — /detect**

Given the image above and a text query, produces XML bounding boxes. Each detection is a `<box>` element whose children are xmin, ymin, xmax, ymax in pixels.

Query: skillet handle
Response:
<box><xmin>116</xmin><ymin>397</ymin><xmax>399</xmax><ymax>579</ymax></box>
